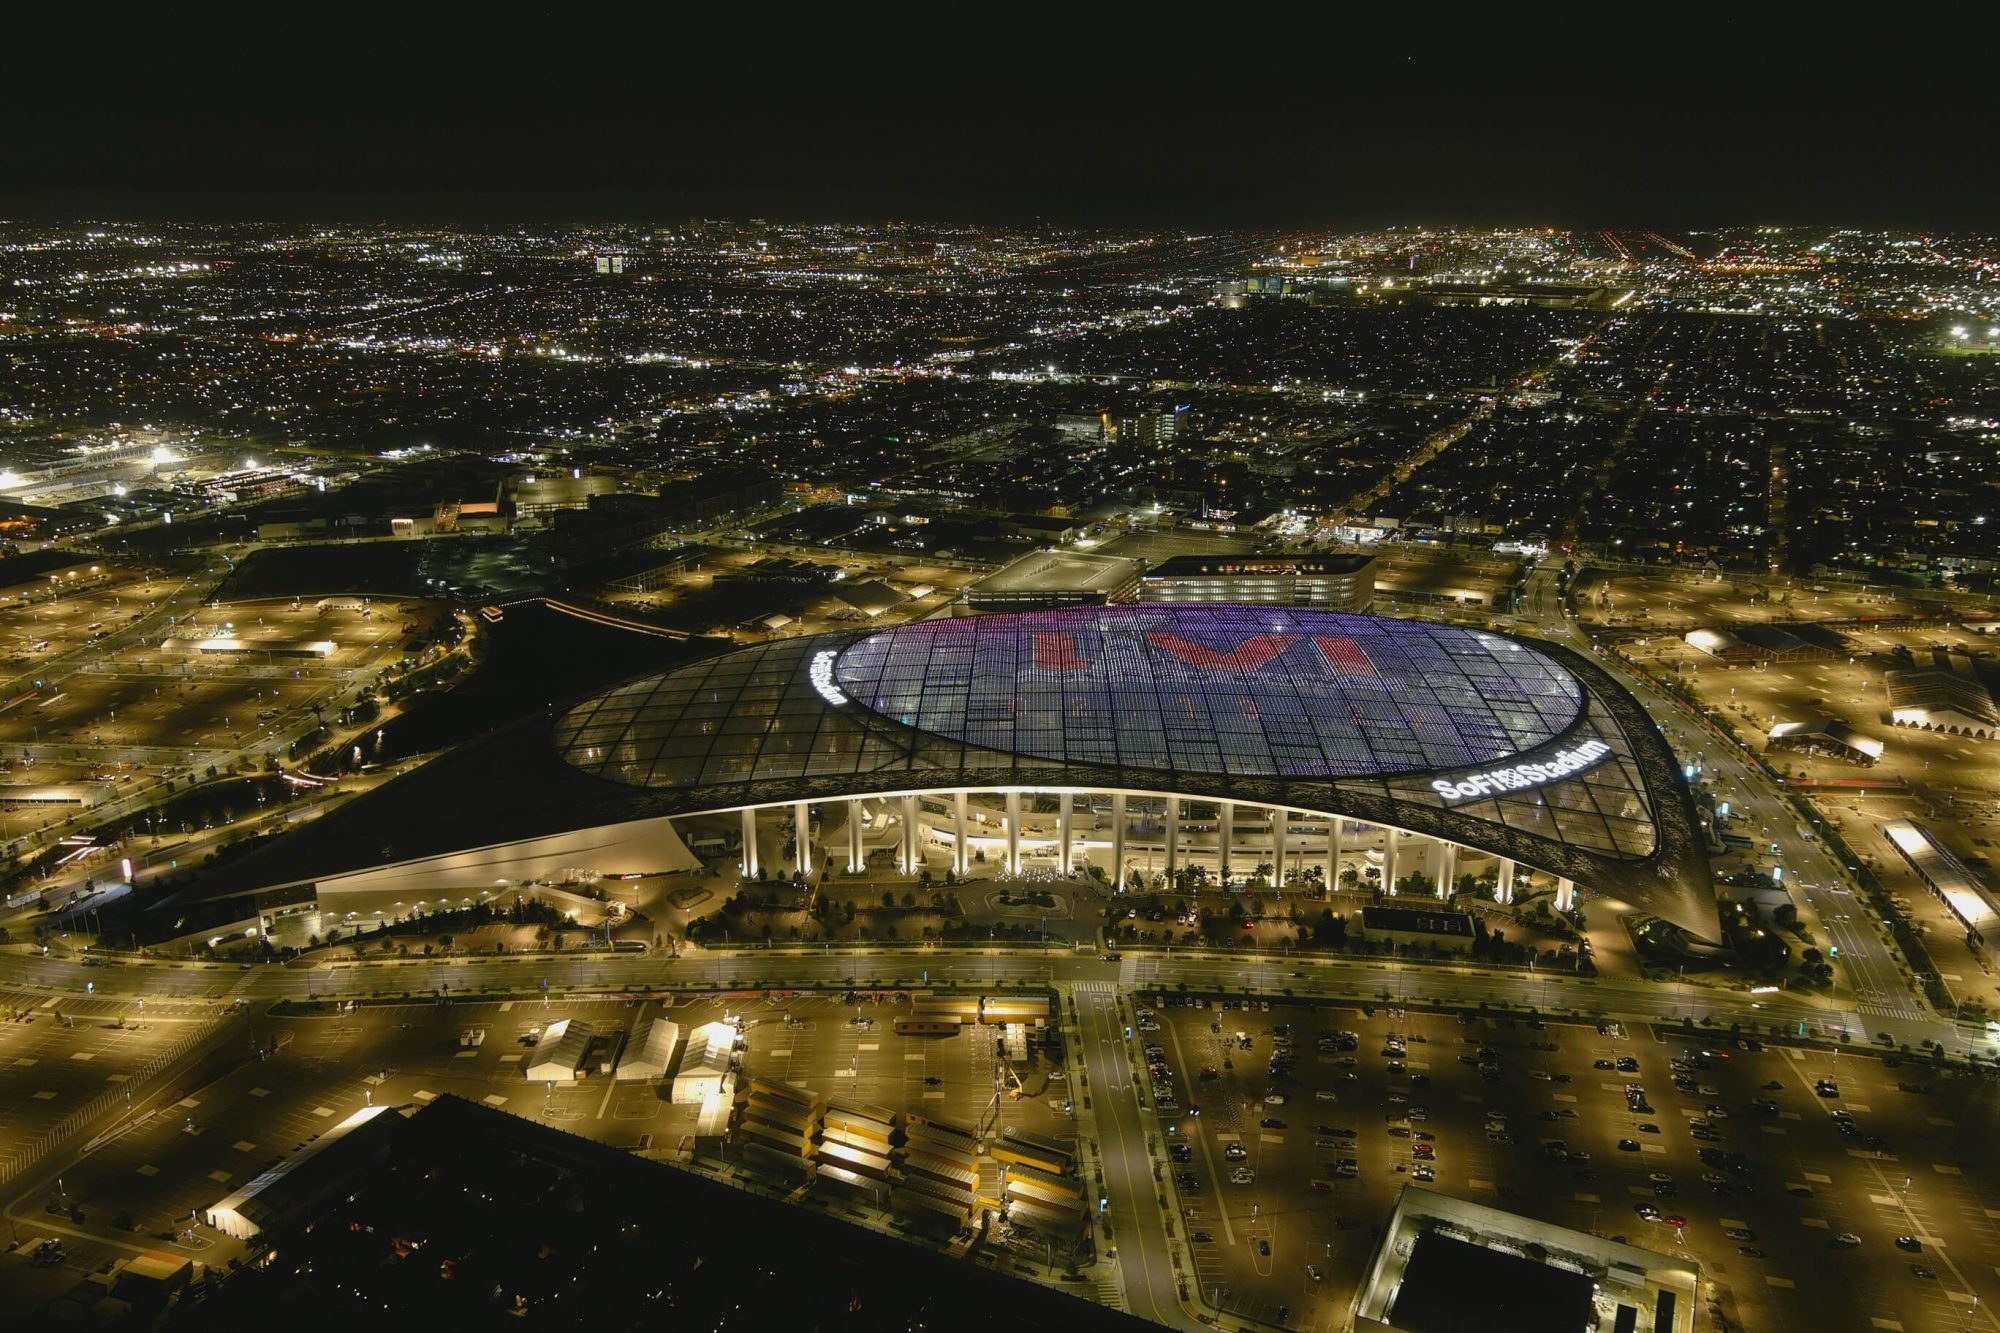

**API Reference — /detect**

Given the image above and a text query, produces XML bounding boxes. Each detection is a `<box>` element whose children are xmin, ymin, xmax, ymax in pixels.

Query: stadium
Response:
<box><xmin>175</xmin><ymin>605</ymin><xmax>1716</xmax><ymax>941</ymax></box>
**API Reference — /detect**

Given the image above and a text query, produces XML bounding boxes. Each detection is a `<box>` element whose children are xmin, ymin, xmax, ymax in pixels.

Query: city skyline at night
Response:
<box><xmin>0</xmin><ymin>16</ymin><xmax>1997</xmax><ymax>1331</ymax></box>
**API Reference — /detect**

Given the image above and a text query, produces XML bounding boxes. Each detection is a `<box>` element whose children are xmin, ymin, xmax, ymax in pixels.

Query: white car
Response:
<box><xmin>1264</xmin><ymin>1093</ymin><xmax>1287</xmax><ymax>1106</ymax></box>
<box><xmin>1231</xmin><ymin>1168</ymin><xmax>1256</xmax><ymax>1185</ymax></box>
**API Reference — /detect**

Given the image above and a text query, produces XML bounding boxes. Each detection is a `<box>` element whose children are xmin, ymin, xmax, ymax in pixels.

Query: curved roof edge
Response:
<box><xmin>163</xmin><ymin>629</ymin><xmax>1715</xmax><ymax>942</ymax></box>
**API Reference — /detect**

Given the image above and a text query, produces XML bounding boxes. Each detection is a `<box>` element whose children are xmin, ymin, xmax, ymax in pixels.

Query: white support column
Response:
<box><xmin>1384</xmin><ymin>829</ymin><xmax>1398</xmax><ymax>895</ymax></box>
<box><xmin>1005</xmin><ymin>789</ymin><xmax>1022</xmax><ymax>875</ymax></box>
<box><xmin>794</xmin><ymin>801</ymin><xmax>813</xmax><ymax>877</ymax></box>
<box><xmin>1057</xmin><ymin>793</ymin><xmax>1072</xmax><ymax>876</ymax></box>
<box><xmin>1327</xmin><ymin>815</ymin><xmax>1343</xmax><ymax>893</ymax></box>
<box><xmin>848</xmin><ymin>798</ymin><xmax>866</xmax><ymax>874</ymax></box>
<box><xmin>1163</xmin><ymin>797</ymin><xmax>1180</xmax><ymax>879</ymax></box>
<box><xmin>1272</xmin><ymin>809</ymin><xmax>1289</xmax><ymax>888</ymax></box>
<box><xmin>1555</xmin><ymin>877</ymin><xmax>1575</xmax><ymax>912</ymax></box>
<box><xmin>1437</xmin><ymin>840</ymin><xmax>1457</xmax><ymax>900</ymax></box>
<box><xmin>1218</xmin><ymin>801</ymin><xmax>1234</xmax><ymax>885</ymax></box>
<box><xmin>901</xmin><ymin>794</ymin><xmax>919</xmax><ymax>874</ymax></box>
<box><xmin>1495</xmin><ymin>857</ymin><xmax>1515</xmax><ymax>905</ymax></box>
<box><xmin>740</xmin><ymin>807</ymin><xmax>759</xmax><ymax>878</ymax></box>
<box><xmin>1112</xmin><ymin>794</ymin><xmax>1127</xmax><ymax>890</ymax></box>
<box><xmin>954</xmin><ymin>791</ymin><xmax>969</xmax><ymax>875</ymax></box>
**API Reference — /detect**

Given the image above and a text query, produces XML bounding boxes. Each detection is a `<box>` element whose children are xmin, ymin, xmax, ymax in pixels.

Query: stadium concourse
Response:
<box><xmin>165</xmin><ymin>605</ymin><xmax>1716</xmax><ymax>940</ymax></box>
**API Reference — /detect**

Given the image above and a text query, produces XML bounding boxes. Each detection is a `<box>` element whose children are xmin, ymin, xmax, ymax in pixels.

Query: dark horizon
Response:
<box><xmin>7</xmin><ymin>12</ymin><xmax>1997</xmax><ymax>231</ymax></box>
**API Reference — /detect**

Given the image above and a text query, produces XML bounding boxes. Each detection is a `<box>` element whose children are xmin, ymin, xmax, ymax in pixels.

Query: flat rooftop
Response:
<box><xmin>966</xmin><ymin>548</ymin><xmax>1143</xmax><ymax>596</ymax></box>
<box><xmin>1362</xmin><ymin>906</ymin><xmax>1475</xmax><ymax>937</ymax></box>
<box><xmin>1394</xmin><ymin>1231</ymin><xmax>1594</xmax><ymax>1332</ymax></box>
<box><xmin>1885</xmin><ymin>822</ymin><xmax>2000</xmax><ymax>935</ymax></box>
<box><xmin>1145</xmin><ymin>553</ymin><xmax>1375</xmax><ymax>578</ymax></box>
<box><xmin>1355</xmin><ymin>1186</ymin><xmax>1698</xmax><ymax>1333</ymax></box>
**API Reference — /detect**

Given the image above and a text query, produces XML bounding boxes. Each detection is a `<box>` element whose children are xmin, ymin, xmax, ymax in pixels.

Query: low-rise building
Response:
<box><xmin>964</xmin><ymin>549</ymin><xmax>1143</xmax><ymax>610</ymax></box>
<box><xmin>1765</xmin><ymin>718</ymin><xmax>1884</xmax><ymax>766</ymax></box>
<box><xmin>1886</xmin><ymin>665</ymin><xmax>1998</xmax><ymax>737</ymax></box>
<box><xmin>672</xmin><ymin>1021</ymin><xmax>737</xmax><ymax>1104</ymax></box>
<box><xmin>1138</xmin><ymin>553</ymin><xmax>1375</xmax><ymax>611</ymax></box>
<box><xmin>1357</xmin><ymin>905</ymin><xmax>1476</xmax><ymax>954</ymax></box>
<box><xmin>1352</xmin><ymin>1186</ymin><xmax>1699</xmax><ymax>1333</ymax></box>
<box><xmin>616</xmin><ymin>1015</ymin><xmax>679</xmax><ymax>1082</ymax></box>
<box><xmin>206</xmin><ymin>1106</ymin><xmax>404</xmax><ymax>1241</ymax></box>
<box><xmin>526</xmin><ymin>1018</ymin><xmax>597</xmax><ymax>1083</ymax></box>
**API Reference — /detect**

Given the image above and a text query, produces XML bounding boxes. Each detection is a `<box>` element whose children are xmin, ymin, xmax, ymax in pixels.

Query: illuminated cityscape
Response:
<box><xmin>0</xmin><ymin>19</ymin><xmax>1997</xmax><ymax>1333</ymax></box>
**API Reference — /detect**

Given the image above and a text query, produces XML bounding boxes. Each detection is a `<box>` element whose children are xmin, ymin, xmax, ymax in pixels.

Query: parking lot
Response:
<box><xmin>14</xmin><ymin>987</ymin><xmax>1080</xmax><ymax>1293</ymax></box>
<box><xmin>0</xmin><ymin>673</ymin><xmax>333</xmax><ymax>753</ymax></box>
<box><xmin>1141</xmin><ymin>993</ymin><xmax>2000</xmax><ymax>1333</ymax></box>
<box><xmin>0</xmin><ymin>987</ymin><xmax>224</xmax><ymax>1192</ymax></box>
<box><xmin>0</xmin><ymin>567</ymin><xmax>168</xmax><ymax>668</ymax></box>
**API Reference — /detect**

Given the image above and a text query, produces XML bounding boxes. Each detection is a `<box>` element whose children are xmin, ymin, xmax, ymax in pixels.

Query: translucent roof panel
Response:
<box><xmin>831</xmin><ymin>606</ymin><xmax>1584</xmax><ymax>782</ymax></box>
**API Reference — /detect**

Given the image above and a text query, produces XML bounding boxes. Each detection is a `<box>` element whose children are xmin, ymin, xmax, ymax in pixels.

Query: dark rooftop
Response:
<box><xmin>1390</xmin><ymin>1230</ymin><xmax>1596</xmax><ymax>1333</ymax></box>
<box><xmin>1362</xmin><ymin>905</ymin><xmax>1476</xmax><ymax>937</ymax></box>
<box><xmin>196</xmin><ymin>1093</ymin><xmax>1149</xmax><ymax>1333</ymax></box>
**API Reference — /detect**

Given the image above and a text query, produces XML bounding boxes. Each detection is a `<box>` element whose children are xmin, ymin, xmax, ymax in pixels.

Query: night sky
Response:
<box><xmin>7</xmin><ymin>11</ymin><xmax>1995</xmax><ymax>227</ymax></box>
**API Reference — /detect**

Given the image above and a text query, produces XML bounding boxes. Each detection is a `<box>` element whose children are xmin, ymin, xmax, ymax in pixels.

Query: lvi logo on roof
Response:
<box><xmin>1030</xmin><ymin>630</ymin><xmax>1380</xmax><ymax>678</ymax></box>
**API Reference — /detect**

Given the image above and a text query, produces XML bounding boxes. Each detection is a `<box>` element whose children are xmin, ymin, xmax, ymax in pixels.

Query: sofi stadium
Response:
<box><xmin>180</xmin><ymin>605</ymin><xmax>1715</xmax><ymax>941</ymax></box>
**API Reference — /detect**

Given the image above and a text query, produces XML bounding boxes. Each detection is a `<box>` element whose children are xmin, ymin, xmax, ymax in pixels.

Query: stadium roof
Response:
<box><xmin>172</xmin><ymin>605</ymin><xmax>1715</xmax><ymax>936</ymax></box>
<box><xmin>560</xmin><ymin>606</ymin><xmax>1586</xmax><ymax>786</ymax></box>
